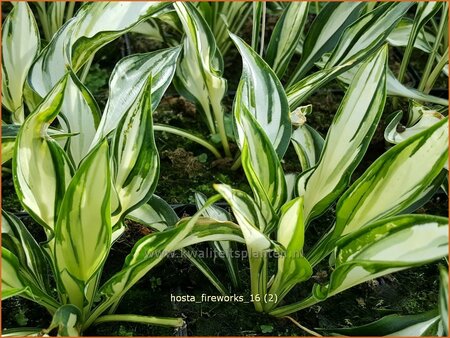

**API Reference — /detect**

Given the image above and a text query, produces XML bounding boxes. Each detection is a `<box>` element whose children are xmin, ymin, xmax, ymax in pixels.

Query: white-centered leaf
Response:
<box><xmin>265</xmin><ymin>2</ymin><xmax>309</xmax><ymax>79</ymax></box>
<box><xmin>54</xmin><ymin>141</ymin><xmax>111</xmax><ymax>308</ymax></box>
<box><xmin>110</xmin><ymin>76</ymin><xmax>160</xmax><ymax>224</ymax></box>
<box><xmin>231</xmin><ymin>33</ymin><xmax>292</xmax><ymax>158</ymax></box>
<box><xmin>92</xmin><ymin>47</ymin><xmax>180</xmax><ymax>146</ymax></box>
<box><xmin>237</xmin><ymin>104</ymin><xmax>287</xmax><ymax>229</ymax></box>
<box><xmin>302</xmin><ymin>45</ymin><xmax>387</xmax><ymax>222</ymax></box>
<box><xmin>13</xmin><ymin>76</ymin><xmax>73</xmax><ymax>233</ymax></box>
<box><xmin>173</xmin><ymin>2</ymin><xmax>228</xmax><ymax>154</ymax></box>
<box><xmin>321</xmin><ymin>215</ymin><xmax>448</xmax><ymax>297</ymax></box>
<box><xmin>2</xmin><ymin>2</ymin><xmax>40</xmax><ymax>123</ymax></box>
<box><xmin>335</xmin><ymin>117</ymin><xmax>448</xmax><ymax>237</ymax></box>
<box><xmin>287</xmin><ymin>2</ymin><xmax>363</xmax><ymax>86</ymax></box>
<box><xmin>268</xmin><ymin>197</ymin><xmax>312</xmax><ymax>305</ymax></box>
<box><xmin>287</xmin><ymin>2</ymin><xmax>411</xmax><ymax>108</ymax></box>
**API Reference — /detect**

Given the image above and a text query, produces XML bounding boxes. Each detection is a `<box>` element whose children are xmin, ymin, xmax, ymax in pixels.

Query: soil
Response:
<box><xmin>2</xmin><ymin>5</ymin><xmax>449</xmax><ymax>337</ymax></box>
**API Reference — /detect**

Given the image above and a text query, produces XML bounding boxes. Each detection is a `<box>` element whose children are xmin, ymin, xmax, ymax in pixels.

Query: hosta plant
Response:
<box><xmin>2</xmin><ymin>46</ymin><xmax>244</xmax><ymax>336</ymax></box>
<box><xmin>161</xmin><ymin>2</ymin><xmax>447</xmax><ymax>165</ymax></box>
<box><xmin>212</xmin><ymin>38</ymin><xmax>448</xmax><ymax>324</ymax></box>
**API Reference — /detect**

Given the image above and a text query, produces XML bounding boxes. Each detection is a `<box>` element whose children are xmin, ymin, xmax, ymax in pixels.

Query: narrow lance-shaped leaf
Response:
<box><xmin>214</xmin><ymin>184</ymin><xmax>284</xmax><ymax>312</ymax></box>
<box><xmin>2</xmin><ymin>123</ymin><xmax>76</xmax><ymax>164</ymax></box>
<box><xmin>13</xmin><ymin>76</ymin><xmax>73</xmax><ymax>234</ymax></box>
<box><xmin>92</xmin><ymin>47</ymin><xmax>181</xmax><ymax>147</ymax></box>
<box><xmin>54</xmin><ymin>141</ymin><xmax>111</xmax><ymax>310</ymax></box>
<box><xmin>325</xmin><ymin>3</ymin><xmax>412</xmax><ymax>68</ymax></box>
<box><xmin>2</xmin><ymin>2</ymin><xmax>40</xmax><ymax>123</ymax></box>
<box><xmin>2</xmin><ymin>211</ymin><xmax>48</xmax><ymax>291</ymax></box>
<box><xmin>316</xmin><ymin>54</ymin><xmax>449</xmax><ymax>106</ymax></box>
<box><xmin>28</xmin><ymin>3</ymin><xmax>171</xmax><ymax>163</ymax></box>
<box><xmin>265</xmin><ymin>2</ymin><xmax>309</xmax><ymax>79</ymax></box>
<box><xmin>287</xmin><ymin>2</ymin><xmax>363</xmax><ymax>87</ymax></box>
<box><xmin>25</xmin><ymin>21</ymin><xmax>100</xmax><ymax>166</ymax></box>
<box><xmin>231</xmin><ymin>33</ymin><xmax>291</xmax><ymax>158</ymax></box>
<box><xmin>302</xmin><ymin>45</ymin><xmax>387</xmax><ymax>222</ymax></box>
<box><xmin>237</xmin><ymin>105</ymin><xmax>287</xmax><ymax>230</ymax></box>
<box><xmin>209</xmin><ymin>2</ymin><xmax>252</xmax><ymax>56</ymax></box>
<box><xmin>396</xmin><ymin>2</ymin><xmax>442</xmax><ymax>83</ymax></box>
<box><xmin>195</xmin><ymin>192</ymin><xmax>240</xmax><ymax>288</ymax></box>
<box><xmin>1</xmin><ymin>247</ymin><xmax>60</xmax><ymax>312</ymax></box>
<box><xmin>214</xmin><ymin>184</ymin><xmax>278</xmax><ymax>253</ymax></box>
<box><xmin>174</xmin><ymin>217</ymin><xmax>244</xmax><ymax>249</ymax></box>
<box><xmin>29</xmin><ymin>2</ymin><xmax>170</xmax><ymax>95</ymax></box>
<box><xmin>287</xmin><ymin>2</ymin><xmax>411</xmax><ymax>108</ymax></box>
<box><xmin>317</xmin><ymin>215</ymin><xmax>448</xmax><ymax>299</ymax></box>
<box><xmin>61</xmin><ymin>72</ymin><xmax>101</xmax><ymax>166</ymax></box>
<box><xmin>267</xmin><ymin>197</ymin><xmax>312</xmax><ymax>309</ymax></box>
<box><xmin>173</xmin><ymin>2</ymin><xmax>230</xmax><ymax>156</ymax></box>
<box><xmin>335</xmin><ymin>117</ymin><xmax>448</xmax><ymax>237</ymax></box>
<box><xmin>110</xmin><ymin>76</ymin><xmax>159</xmax><ymax>225</ymax></box>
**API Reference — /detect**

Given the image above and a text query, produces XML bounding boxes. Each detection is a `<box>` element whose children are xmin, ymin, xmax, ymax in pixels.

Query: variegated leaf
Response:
<box><xmin>2</xmin><ymin>211</ymin><xmax>48</xmax><ymax>291</ymax></box>
<box><xmin>325</xmin><ymin>3</ymin><xmax>412</xmax><ymax>68</ymax></box>
<box><xmin>396</xmin><ymin>2</ymin><xmax>442</xmax><ymax>83</ymax></box>
<box><xmin>29</xmin><ymin>0</ymin><xmax>170</xmax><ymax>95</ymax></box>
<box><xmin>214</xmin><ymin>184</ymin><xmax>283</xmax><ymax>312</ymax></box>
<box><xmin>265</xmin><ymin>2</ymin><xmax>309</xmax><ymax>79</ymax></box>
<box><xmin>237</xmin><ymin>105</ymin><xmax>287</xmax><ymax>230</ymax></box>
<box><xmin>127</xmin><ymin>195</ymin><xmax>179</xmax><ymax>232</ymax></box>
<box><xmin>2</xmin><ymin>328</ymin><xmax>46</xmax><ymax>336</ymax></box>
<box><xmin>385</xmin><ymin>110</ymin><xmax>445</xmax><ymax>145</ymax></box>
<box><xmin>173</xmin><ymin>2</ymin><xmax>230</xmax><ymax>156</ymax></box>
<box><xmin>267</xmin><ymin>198</ymin><xmax>312</xmax><ymax>309</ymax></box>
<box><xmin>54</xmin><ymin>141</ymin><xmax>111</xmax><ymax>309</ymax></box>
<box><xmin>110</xmin><ymin>76</ymin><xmax>159</xmax><ymax>225</ymax></box>
<box><xmin>13</xmin><ymin>76</ymin><xmax>73</xmax><ymax>233</ymax></box>
<box><xmin>287</xmin><ymin>3</ymin><xmax>411</xmax><ymax>108</ymax></box>
<box><xmin>2</xmin><ymin>248</ymin><xmax>26</xmax><ymax>300</ymax></box>
<box><xmin>195</xmin><ymin>192</ymin><xmax>231</xmax><ymax>222</ymax></box>
<box><xmin>231</xmin><ymin>33</ymin><xmax>291</xmax><ymax>158</ymax></box>
<box><xmin>335</xmin><ymin>117</ymin><xmax>448</xmax><ymax>237</ymax></box>
<box><xmin>214</xmin><ymin>184</ymin><xmax>280</xmax><ymax>253</ymax></box>
<box><xmin>194</xmin><ymin>192</ymin><xmax>240</xmax><ymax>288</ymax></box>
<box><xmin>2</xmin><ymin>124</ymin><xmax>75</xmax><ymax>164</ymax></box>
<box><xmin>208</xmin><ymin>2</ymin><xmax>252</xmax><ymax>56</ymax></box>
<box><xmin>45</xmin><ymin>305</ymin><xmax>82</xmax><ymax>337</ymax></box>
<box><xmin>287</xmin><ymin>2</ymin><xmax>363</xmax><ymax>86</ymax></box>
<box><xmin>91</xmin><ymin>197</ymin><xmax>224</xmax><ymax>326</ymax></box>
<box><xmin>1</xmin><ymin>247</ymin><xmax>59</xmax><ymax>312</ymax></box>
<box><xmin>291</xmin><ymin>121</ymin><xmax>324</xmax><ymax>172</ymax></box>
<box><xmin>174</xmin><ymin>217</ymin><xmax>244</xmax><ymax>249</ymax></box>
<box><xmin>321</xmin><ymin>59</ymin><xmax>449</xmax><ymax>106</ymax></box>
<box><xmin>2</xmin><ymin>2</ymin><xmax>40</xmax><ymax>124</ymax></box>
<box><xmin>92</xmin><ymin>47</ymin><xmax>180</xmax><ymax>146</ymax></box>
<box><xmin>320</xmin><ymin>215</ymin><xmax>448</xmax><ymax>298</ymax></box>
<box><xmin>387</xmin><ymin>18</ymin><xmax>433</xmax><ymax>53</ymax></box>
<box><xmin>302</xmin><ymin>45</ymin><xmax>387</xmax><ymax>222</ymax></box>
<box><xmin>67</xmin><ymin>2</ymin><xmax>169</xmax><ymax>70</ymax></box>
